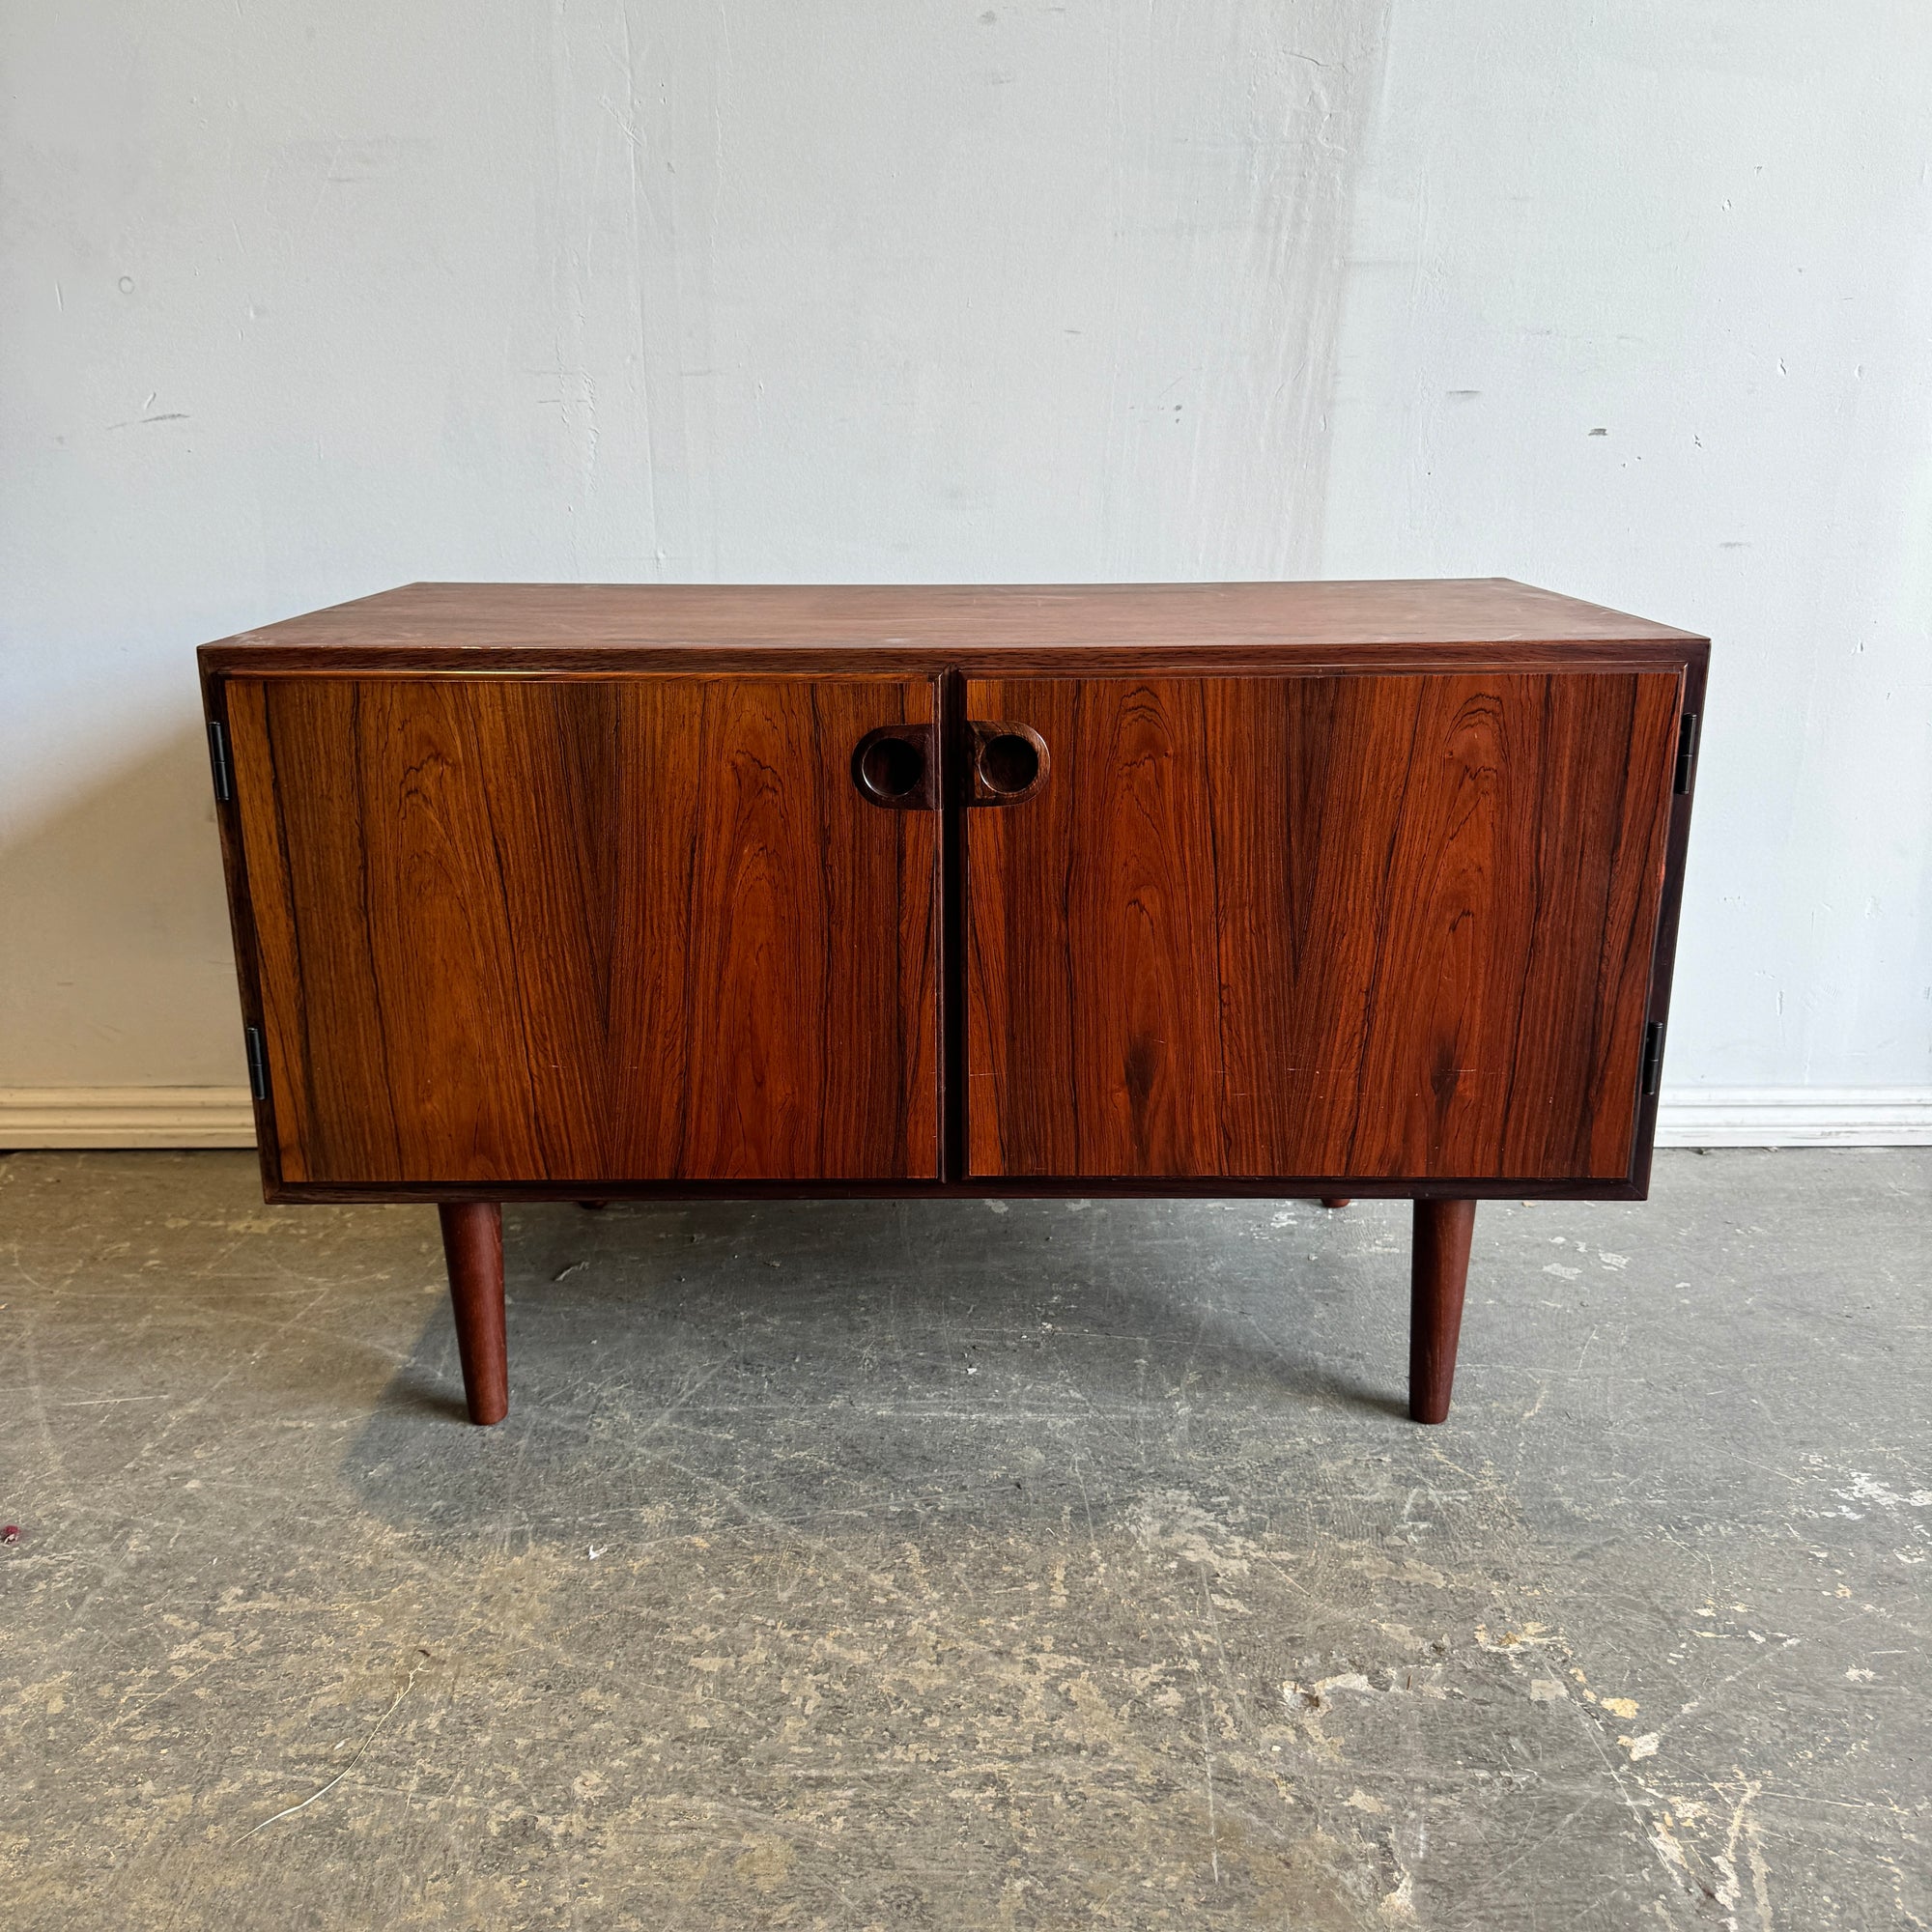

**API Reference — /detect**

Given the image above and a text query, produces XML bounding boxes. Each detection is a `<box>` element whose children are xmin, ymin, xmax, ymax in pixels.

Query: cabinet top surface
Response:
<box><xmin>202</xmin><ymin>579</ymin><xmax>1704</xmax><ymax>672</ymax></box>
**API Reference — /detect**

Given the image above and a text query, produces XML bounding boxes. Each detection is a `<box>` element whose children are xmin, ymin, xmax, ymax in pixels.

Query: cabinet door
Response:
<box><xmin>965</xmin><ymin>672</ymin><xmax>1681</xmax><ymax>1182</ymax></box>
<box><xmin>227</xmin><ymin>677</ymin><xmax>938</xmax><ymax>1184</ymax></box>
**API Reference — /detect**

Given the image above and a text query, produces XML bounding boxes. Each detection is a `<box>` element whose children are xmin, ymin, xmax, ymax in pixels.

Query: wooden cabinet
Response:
<box><xmin>202</xmin><ymin>582</ymin><xmax>1706</xmax><ymax>1429</ymax></box>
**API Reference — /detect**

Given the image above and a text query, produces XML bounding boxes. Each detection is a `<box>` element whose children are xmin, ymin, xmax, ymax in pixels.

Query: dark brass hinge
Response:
<box><xmin>1641</xmin><ymin>1019</ymin><xmax>1666</xmax><ymax>1098</ymax></box>
<box><xmin>208</xmin><ymin>720</ymin><xmax>234</xmax><ymax>803</ymax></box>
<box><xmin>244</xmin><ymin>1025</ymin><xmax>269</xmax><ymax>1102</ymax></box>
<box><xmin>1673</xmin><ymin>711</ymin><xmax>1699</xmax><ymax>795</ymax></box>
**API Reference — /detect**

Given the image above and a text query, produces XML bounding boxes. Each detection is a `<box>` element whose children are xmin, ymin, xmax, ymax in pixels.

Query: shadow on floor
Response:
<box><xmin>343</xmin><ymin>1194</ymin><xmax>1416</xmax><ymax>1545</ymax></box>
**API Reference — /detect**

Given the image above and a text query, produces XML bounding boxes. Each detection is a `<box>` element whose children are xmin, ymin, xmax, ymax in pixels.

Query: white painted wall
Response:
<box><xmin>3</xmin><ymin>1</ymin><xmax>1927</xmax><ymax>1122</ymax></box>
<box><xmin>1323</xmin><ymin>1</ymin><xmax>1932</xmax><ymax>1098</ymax></box>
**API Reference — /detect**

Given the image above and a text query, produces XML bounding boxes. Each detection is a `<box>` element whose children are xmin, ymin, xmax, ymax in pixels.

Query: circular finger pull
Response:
<box><xmin>852</xmin><ymin>726</ymin><xmax>934</xmax><ymax>809</ymax></box>
<box><xmin>971</xmin><ymin>722</ymin><xmax>1050</xmax><ymax>806</ymax></box>
<box><xmin>979</xmin><ymin>732</ymin><xmax>1037</xmax><ymax>793</ymax></box>
<box><xmin>860</xmin><ymin>735</ymin><xmax>923</xmax><ymax>798</ymax></box>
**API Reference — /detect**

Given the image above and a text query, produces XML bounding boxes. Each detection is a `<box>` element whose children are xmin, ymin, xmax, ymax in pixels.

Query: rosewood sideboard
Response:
<box><xmin>199</xmin><ymin>582</ymin><xmax>1706</xmax><ymax>1427</ymax></box>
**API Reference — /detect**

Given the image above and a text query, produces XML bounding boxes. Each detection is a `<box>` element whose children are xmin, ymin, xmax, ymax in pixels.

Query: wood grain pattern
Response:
<box><xmin>439</xmin><ymin>1200</ymin><xmax>507</xmax><ymax>1426</ymax></box>
<box><xmin>1409</xmin><ymin>1198</ymin><xmax>1477</xmax><ymax>1424</ymax></box>
<box><xmin>965</xmin><ymin>672</ymin><xmax>1681</xmax><ymax>1182</ymax></box>
<box><xmin>226</xmin><ymin>676</ymin><xmax>939</xmax><ymax>1184</ymax></box>
<box><xmin>199</xmin><ymin>580</ymin><xmax>1704</xmax><ymax>683</ymax></box>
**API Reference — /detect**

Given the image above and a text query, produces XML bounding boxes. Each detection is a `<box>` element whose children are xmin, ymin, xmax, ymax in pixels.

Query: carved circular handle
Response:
<box><xmin>972</xmin><ymin>723</ymin><xmax>1050</xmax><ymax>805</ymax></box>
<box><xmin>852</xmin><ymin>727</ymin><xmax>932</xmax><ymax>808</ymax></box>
<box><xmin>979</xmin><ymin>733</ymin><xmax>1037</xmax><ymax>793</ymax></box>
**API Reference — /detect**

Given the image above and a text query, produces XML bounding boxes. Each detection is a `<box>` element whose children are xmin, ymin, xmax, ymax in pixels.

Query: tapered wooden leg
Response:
<box><xmin>439</xmin><ymin>1201</ymin><xmax>507</xmax><ymax>1426</ymax></box>
<box><xmin>1320</xmin><ymin>1197</ymin><xmax>1352</xmax><ymax>1209</ymax></box>
<box><xmin>1409</xmin><ymin>1199</ymin><xmax>1476</xmax><ymax>1424</ymax></box>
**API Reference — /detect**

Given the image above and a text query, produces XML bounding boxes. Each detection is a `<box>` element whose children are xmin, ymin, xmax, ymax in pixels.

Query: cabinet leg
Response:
<box><xmin>1409</xmin><ymin>1199</ymin><xmax>1476</xmax><ymax>1424</ymax></box>
<box><xmin>1320</xmin><ymin>1197</ymin><xmax>1352</xmax><ymax>1209</ymax></box>
<box><xmin>439</xmin><ymin>1201</ymin><xmax>507</xmax><ymax>1426</ymax></box>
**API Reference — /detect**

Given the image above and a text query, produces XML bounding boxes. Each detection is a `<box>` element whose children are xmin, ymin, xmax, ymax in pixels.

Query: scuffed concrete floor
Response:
<box><xmin>1</xmin><ymin>1152</ymin><xmax>1926</xmax><ymax>1930</ymax></box>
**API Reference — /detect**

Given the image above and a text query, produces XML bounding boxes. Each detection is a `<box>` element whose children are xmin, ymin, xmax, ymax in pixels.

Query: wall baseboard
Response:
<box><xmin>3</xmin><ymin>1085</ymin><xmax>1928</xmax><ymax>1152</ymax></box>
<box><xmin>1654</xmin><ymin>1087</ymin><xmax>1932</xmax><ymax>1148</ymax></box>
<box><xmin>0</xmin><ymin>1087</ymin><xmax>258</xmax><ymax>1150</ymax></box>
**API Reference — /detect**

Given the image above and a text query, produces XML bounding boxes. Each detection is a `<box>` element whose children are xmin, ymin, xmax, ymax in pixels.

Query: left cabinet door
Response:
<box><xmin>223</xmin><ymin>676</ymin><xmax>940</xmax><ymax>1185</ymax></box>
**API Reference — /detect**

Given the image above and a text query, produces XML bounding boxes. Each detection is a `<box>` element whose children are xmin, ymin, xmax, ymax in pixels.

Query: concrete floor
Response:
<box><xmin>0</xmin><ymin>1151</ymin><xmax>1925</xmax><ymax>1930</ymax></box>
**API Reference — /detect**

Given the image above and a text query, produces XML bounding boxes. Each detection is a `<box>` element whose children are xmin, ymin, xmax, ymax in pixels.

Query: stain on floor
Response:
<box><xmin>1</xmin><ymin>1151</ymin><xmax>1926</xmax><ymax>1928</ymax></box>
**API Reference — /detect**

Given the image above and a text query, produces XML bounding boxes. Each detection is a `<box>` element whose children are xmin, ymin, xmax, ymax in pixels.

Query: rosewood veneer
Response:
<box><xmin>200</xmin><ymin>581</ymin><xmax>1705</xmax><ymax>1426</ymax></box>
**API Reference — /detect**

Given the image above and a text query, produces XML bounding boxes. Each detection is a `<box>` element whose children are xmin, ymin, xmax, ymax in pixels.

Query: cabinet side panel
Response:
<box><xmin>965</xmin><ymin>671</ymin><xmax>1681</xmax><ymax>1183</ymax></box>
<box><xmin>225</xmin><ymin>680</ymin><xmax>315</xmax><ymax>1184</ymax></box>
